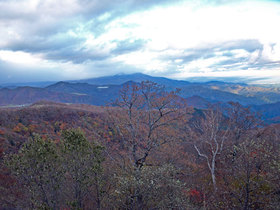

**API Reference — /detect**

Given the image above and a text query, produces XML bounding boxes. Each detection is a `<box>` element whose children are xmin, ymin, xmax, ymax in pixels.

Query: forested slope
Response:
<box><xmin>0</xmin><ymin>82</ymin><xmax>279</xmax><ymax>209</ymax></box>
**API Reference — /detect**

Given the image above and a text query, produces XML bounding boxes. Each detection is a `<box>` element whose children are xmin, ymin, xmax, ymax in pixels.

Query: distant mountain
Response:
<box><xmin>46</xmin><ymin>81</ymin><xmax>122</xmax><ymax>105</ymax></box>
<box><xmin>205</xmin><ymin>84</ymin><xmax>280</xmax><ymax>103</ymax></box>
<box><xmin>46</xmin><ymin>80</ymin><xmax>266</xmax><ymax>106</ymax></box>
<box><xmin>201</xmin><ymin>80</ymin><xmax>248</xmax><ymax>86</ymax></box>
<box><xmin>0</xmin><ymin>81</ymin><xmax>56</xmax><ymax>88</ymax></box>
<box><xmin>76</xmin><ymin>73</ymin><xmax>280</xmax><ymax>105</ymax></box>
<box><xmin>177</xmin><ymin>85</ymin><xmax>264</xmax><ymax>105</ymax></box>
<box><xmin>1</xmin><ymin>73</ymin><xmax>280</xmax><ymax>110</ymax></box>
<box><xmin>0</xmin><ymin>86</ymin><xmax>92</xmax><ymax>106</ymax></box>
<box><xmin>76</xmin><ymin>73</ymin><xmax>191</xmax><ymax>87</ymax></box>
<box><xmin>47</xmin><ymin>81</ymin><xmax>97</xmax><ymax>94</ymax></box>
<box><xmin>252</xmin><ymin>101</ymin><xmax>280</xmax><ymax>120</ymax></box>
<box><xmin>185</xmin><ymin>96</ymin><xmax>210</xmax><ymax>109</ymax></box>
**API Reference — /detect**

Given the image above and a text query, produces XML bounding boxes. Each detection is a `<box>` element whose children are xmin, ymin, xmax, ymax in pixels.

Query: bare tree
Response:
<box><xmin>107</xmin><ymin>81</ymin><xmax>187</xmax><ymax>170</ymax></box>
<box><xmin>106</xmin><ymin>81</ymin><xmax>189</xmax><ymax>209</ymax></box>
<box><xmin>226</xmin><ymin>101</ymin><xmax>261</xmax><ymax>145</ymax></box>
<box><xmin>189</xmin><ymin>107</ymin><xmax>229</xmax><ymax>192</ymax></box>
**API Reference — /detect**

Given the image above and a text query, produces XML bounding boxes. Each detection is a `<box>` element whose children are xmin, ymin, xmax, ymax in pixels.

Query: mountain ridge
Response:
<box><xmin>1</xmin><ymin>73</ymin><xmax>280</xmax><ymax>121</ymax></box>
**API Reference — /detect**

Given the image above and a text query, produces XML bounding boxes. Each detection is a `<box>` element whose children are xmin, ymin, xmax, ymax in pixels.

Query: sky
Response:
<box><xmin>0</xmin><ymin>0</ymin><xmax>280</xmax><ymax>84</ymax></box>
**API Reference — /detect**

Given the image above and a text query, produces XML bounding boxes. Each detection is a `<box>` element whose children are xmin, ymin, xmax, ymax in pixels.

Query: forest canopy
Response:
<box><xmin>0</xmin><ymin>81</ymin><xmax>279</xmax><ymax>209</ymax></box>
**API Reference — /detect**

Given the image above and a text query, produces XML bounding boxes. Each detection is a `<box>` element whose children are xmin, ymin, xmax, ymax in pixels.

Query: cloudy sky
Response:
<box><xmin>0</xmin><ymin>0</ymin><xmax>280</xmax><ymax>84</ymax></box>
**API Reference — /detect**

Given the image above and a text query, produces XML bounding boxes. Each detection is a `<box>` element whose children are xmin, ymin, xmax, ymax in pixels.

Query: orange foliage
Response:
<box><xmin>60</xmin><ymin>122</ymin><xmax>67</xmax><ymax>131</ymax></box>
<box><xmin>13</xmin><ymin>123</ymin><xmax>28</xmax><ymax>134</ymax></box>
<box><xmin>28</xmin><ymin>124</ymin><xmax>37</xmax><ymax>133</ymax></box>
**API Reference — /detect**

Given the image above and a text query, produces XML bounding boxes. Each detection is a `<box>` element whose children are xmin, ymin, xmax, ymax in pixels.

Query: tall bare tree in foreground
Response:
<box><xmin>108</xmin><ymin>81</ymin><xmax>188</xmax><ymax>170</ymax></box>
<box><xmin>189</xmin><ymin>106</ymin><xmax>229</xmax><ymax>192</ymax></box>
<box><xmin>107</xmin><ymin>81</ymin><xmax>191</xmax><ymax>209</ymax></box>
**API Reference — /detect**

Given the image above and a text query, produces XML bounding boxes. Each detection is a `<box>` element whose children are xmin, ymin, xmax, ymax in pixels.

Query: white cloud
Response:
<box><xmin>0</xmin><ymin>50</ymin><xmax>46</xmax><ymax>66</ymax></box>
<box><xmin>261</xmin><ymin>43</ymin><xmax>280</xmax><ymax>62</ymax></box>
<box><xmin>105</xmin><ymin>0</ymin><xmax>280</xmax><ymax>49</ymax></box>
<box><xmin>171</xmin><ymin>67</ymin><xmax>280</xmax><ymax>84</ymax></box>
<box><xmin>83</xmin><ymin>0</ymin><xmax>280</xmax><ymax>81</ymax></box>
<box><xmin>0</xmin><ymin>0</ymin><xmax>280</xmax><ymax>83</ymax></box>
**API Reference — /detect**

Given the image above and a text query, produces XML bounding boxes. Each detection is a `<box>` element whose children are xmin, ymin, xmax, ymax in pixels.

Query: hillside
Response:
<box><xmin>0</xmin><ymin>86</ymin><xmax>94</xmax><ymax>106</ymax></box>
<box><xmin>252</xmin><ymin>101</ymin><xmax>280</xmax><ymax>122</ymax></box>
<box><xmin>178</xmin><ymin>85</ymin><xmax>262</xmax><ymax>105</ymax></box>
<box><xmin>1</xmin><ymin>74</ymin><xmax>280</xmax><ymax>119</ymax></box>
<box><xmin>72</xmin><ymin>73</ymin><xmax>280</xmax><ymax>105</ymax></box>
<box><xmin>207</xmin><ymin>84</ymin><xmax>280</xmax><ymax>103</ymax></box>
<box><xmin>46</xmin><ymin>81</ymin><xmax>122</xmax><ymax>105</ymax></box>
<box><xmin>0</xmin><ymin>94</ymin><xmax>279</xmax><ymax>209</ymax></box>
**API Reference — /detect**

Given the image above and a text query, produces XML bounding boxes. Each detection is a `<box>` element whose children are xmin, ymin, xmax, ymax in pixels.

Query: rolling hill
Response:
<box><xmin>75</xmin><ymin>73</ymin><xmax>280</xmax><ymax>105</ymax></box>
<box><xmin>1</xmin><ymin>73</ymin><xmax>280</xmax><ymax>121</ymax></box>
<box><xmin>0</xmin><ymin>86</ymin><xmax>92</xmax><ymax>106</ymax></box>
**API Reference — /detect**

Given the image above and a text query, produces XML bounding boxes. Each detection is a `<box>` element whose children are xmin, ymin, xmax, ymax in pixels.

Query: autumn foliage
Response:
<box><xmin>0</xmin><ymin>81</ymin><xmax>279</xmax><ymax>209</ymax></box>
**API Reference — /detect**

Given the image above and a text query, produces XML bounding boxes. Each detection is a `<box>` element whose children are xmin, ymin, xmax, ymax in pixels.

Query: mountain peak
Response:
<box><xmin>76</xmin><ymin>73</ymin><xmax>191</xmax><ymax>87</ymax></box>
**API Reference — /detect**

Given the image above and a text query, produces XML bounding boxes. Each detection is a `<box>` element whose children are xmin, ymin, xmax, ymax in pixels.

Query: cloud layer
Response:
<box><xmin>0</xmin><ymin>0</ymin><xmax>280</xmax><ymax>84</ymax></box>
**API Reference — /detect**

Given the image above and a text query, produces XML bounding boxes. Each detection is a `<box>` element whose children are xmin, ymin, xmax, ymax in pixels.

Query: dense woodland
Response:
<box><xmin>0</xmin><ymin>81</ymin><xmax>280</xmax><ymax>209</ymax></box>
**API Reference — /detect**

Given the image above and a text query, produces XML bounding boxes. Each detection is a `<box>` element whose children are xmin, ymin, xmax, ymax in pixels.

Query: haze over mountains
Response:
<box><xmin>1</xmin><ymin>73</ymin><xmax>280</xmax><ymax>122</ymax></box>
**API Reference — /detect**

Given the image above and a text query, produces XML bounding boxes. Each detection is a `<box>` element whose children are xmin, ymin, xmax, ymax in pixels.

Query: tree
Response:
<box><xmin>112</xmin><ymin>164</ymin><xmax>192</xmax><ymax>209</ymax></box>
<box><xmin>107</xmin><ymin>81</ymin><xmax>188</xmax><ymax>170</ymax></box>
<box><xmin>220</xmin><ymin>126</ymin><xmax>280</xmax><ymax>209</ymax></box>
<box><xmin>6</xmin><ymin>135</ymin><xmax>63</xmax><ymax>209</ymax></box>
<box><xmin>189</xmin><ymin>106</ymin><xmax>229</xmax><ymax>192</ymax></box>
<box><xmin>60</xmin><ymin>129</ymin><xmax>105</xmax><ymax>209</ymax></box>
<box><xmin>5</xmin><ymin>129</ymin><xmax>105</xmax><ymax>209</ymax></box>
<box><xmin>226</xmin><ymin>101</ymin><xmax>261</xmax><ymax>145</ymax></box>
<box><xmin>106</xmin><ymin>81</ymin><xmax>190</xmax><ymax>208</ymax></box>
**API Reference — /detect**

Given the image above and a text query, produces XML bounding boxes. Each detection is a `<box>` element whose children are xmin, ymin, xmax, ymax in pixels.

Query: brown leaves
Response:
<box><xmin>107</xmin><ymin>81</ymin><xmax>189</xmax><ymax>170</ymax></box>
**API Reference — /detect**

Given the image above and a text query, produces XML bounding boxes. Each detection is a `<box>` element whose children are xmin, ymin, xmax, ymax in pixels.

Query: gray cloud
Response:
<box><xmin>157</xmin><ymin>39</ymin><xmax>267</xmax><ymax>74</ymax></box>
<box><xmin>0</xmin><ymin>60</ymin><xmax>65</xmax><ymax>83</ymax></box>
<box><xmin>45</xmin><ymin>48</ymin><xmax>111</xmax><ymax>64</ymax></box>
<box><xmin>6</xmin><ymin>34</ymin><xmax>84</xmax><ymax>53</ymax></box>
<box><xmin>0</xmin><ymin>0</ymin><xmax>279</xmax><ymax>84</ymax></box>
<box><xmin>0</xmin><ymin>0</ymin><xmax>180</xmax><ymax>66</ymax></box>
<box><xmin>218</xmin><ymin>39</ymin><xmax>263</xmax><ymax>53</ymax></box>
<box><xmin>112</xmin><ymin>39</ymin><xmax>147</xmax><ymax>55</ymax></box>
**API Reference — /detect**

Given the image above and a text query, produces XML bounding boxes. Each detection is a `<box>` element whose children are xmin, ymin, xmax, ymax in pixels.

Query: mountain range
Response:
<box><xmin>1</xmin><ymin>73</ymin><xmax>280</xmax><ymax>122</ymax></box>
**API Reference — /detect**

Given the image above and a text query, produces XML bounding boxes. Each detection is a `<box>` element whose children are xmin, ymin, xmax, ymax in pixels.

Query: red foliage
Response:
<box><xmin>0</xmin><ymin>148</ymin><xmax>4</xmax><ymax>159</ymax></box>
<box><xmin>250</xmin><ymin>151</ymin><xmax>258</xmax><ymax>158</ymax></box>
<box><xmin>189</xmin><ymin>189</ymin><xmax>203</xmax><ymax>203</ymax></box>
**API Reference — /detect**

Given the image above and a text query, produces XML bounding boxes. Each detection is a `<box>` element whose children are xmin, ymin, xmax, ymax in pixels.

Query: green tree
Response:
<box><xmin>61</xmin><ymin>129</ymin><xmax>105</xmax><ymax>209</ymax></box>
<box><xmin>5</xmin><ymin>129</ymin><xmax>105</xmax><ymax>209</ymax></box>
<box><xmin>6</xmin><ymin>135</ymin><xmax>62</xmax><ymax>209</ymax></box>
<box><xmin>112</xmin><ymin>164</ymin><xmax>192</xmax><ymax>209</ymax></box>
